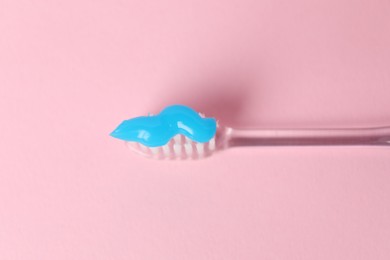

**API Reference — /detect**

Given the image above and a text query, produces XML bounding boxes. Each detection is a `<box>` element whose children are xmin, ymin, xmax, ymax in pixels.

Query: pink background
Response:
<box><xmin>1</xmin><ymin>0</ymin><xmax>390</xmax><ymax>259</ymax></box>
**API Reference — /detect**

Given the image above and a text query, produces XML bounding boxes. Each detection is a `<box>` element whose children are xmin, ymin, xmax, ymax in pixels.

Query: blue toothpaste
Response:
<box><xmin>110</xmin><ymin>105</ymin><xmax>217</xmax><ymax>147</ymax></box>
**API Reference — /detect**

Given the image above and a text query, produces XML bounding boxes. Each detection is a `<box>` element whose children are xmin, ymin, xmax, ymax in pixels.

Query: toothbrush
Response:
<box><xmin>110</xmin><ymin>105</ymin><xmax>390</xmax><ymax>159</ymax></box>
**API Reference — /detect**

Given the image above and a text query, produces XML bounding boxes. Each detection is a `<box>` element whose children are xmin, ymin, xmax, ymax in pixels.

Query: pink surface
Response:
<box><xmin>1</xmin><ymin>0</ymin><xmax>390</xmax><ymax>259</ymax></box>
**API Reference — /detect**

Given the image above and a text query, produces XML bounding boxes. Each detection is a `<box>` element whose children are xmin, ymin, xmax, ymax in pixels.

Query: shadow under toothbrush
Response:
<box><xmin>153</xmin><ymin>75</ymin><xmax>259</xmax><ymax>127</ymax></box>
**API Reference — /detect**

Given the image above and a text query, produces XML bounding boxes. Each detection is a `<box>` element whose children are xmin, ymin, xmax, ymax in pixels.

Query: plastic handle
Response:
<box><xmin>226</xmin><ymin>126</ymin><xmax>390</xmax><ymax>147</ymax></box>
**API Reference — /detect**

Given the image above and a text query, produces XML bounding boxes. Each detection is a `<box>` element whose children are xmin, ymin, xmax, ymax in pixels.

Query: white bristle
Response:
<box><xmin>196</xmin><ymin>143</ymin><xmax>204</xmax><ymax>156</ymax></box>
<box><xmin>139</xmin><ymin>144</ymin><xmax>149</xmax><ymax>152</ymax></box>
<box><xmin>174</xmin><ymin>135</ymin><xmax>181</xmax><ymax>144</ymax></box>
<box><xmin>162</xmin><ymin>145</ymin><xmax>170</xmax><ymax>157</ymax></box>
<box><xmin>150</xmin><ymin>147</ymin><xmax>159</xmax><ymax>155</ymax></box>
<box><xmin>184</xmin><ymin>142</ymin><xmax>193</xmax><ymax>156</ymax></box>
<box><xmin>185</xmin><ymin>136</ymin><xmax>192</xmax><ymax>143</ymax></box>
<box><xmin>173</xmin><ymin>144</ymin><xmax>182</xmax><ymax>157</ymax></box>
<box><xmin>209</xmin><ymin>137</ymin><xmax>215</xmax><ymax>151</ymax></box>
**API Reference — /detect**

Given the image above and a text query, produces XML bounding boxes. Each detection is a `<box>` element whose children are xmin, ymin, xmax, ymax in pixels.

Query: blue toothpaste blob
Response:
<box><xmin>110</xmin><ymin>105</ymin><xmax>217</xmax><ymax>147</ymax></box>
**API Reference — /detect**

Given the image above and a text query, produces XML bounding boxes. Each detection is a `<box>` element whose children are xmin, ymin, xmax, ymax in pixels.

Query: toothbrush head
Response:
<box><xmin>110</xmin><ymin>105</ymin><xmax>225</xmax><ymax>159</ymax></box>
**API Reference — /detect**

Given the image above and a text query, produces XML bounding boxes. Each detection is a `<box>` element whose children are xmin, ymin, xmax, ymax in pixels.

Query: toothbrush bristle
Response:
<box><xmin>126</xmin><ymin>134</ymin><xmax>218</xmax><ymax>160</ymax></box>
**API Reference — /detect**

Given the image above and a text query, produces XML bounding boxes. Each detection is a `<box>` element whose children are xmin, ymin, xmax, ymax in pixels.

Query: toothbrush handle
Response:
<box><xmin>227</xmin><ymin>126</ymin><xmax>390</xmax><ymax>147</ymax></box>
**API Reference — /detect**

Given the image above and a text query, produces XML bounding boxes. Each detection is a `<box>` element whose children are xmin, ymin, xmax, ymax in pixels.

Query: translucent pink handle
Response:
<box><xmin>226</xmin><ymin>126</ymin><xmax>390</xmax><ymax>147</ymax></box>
